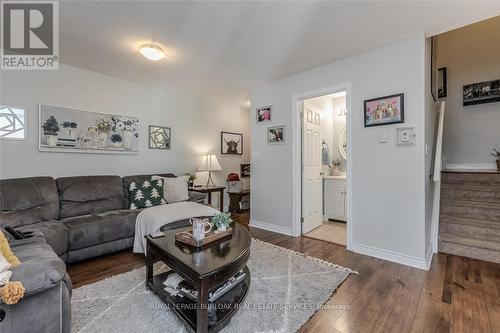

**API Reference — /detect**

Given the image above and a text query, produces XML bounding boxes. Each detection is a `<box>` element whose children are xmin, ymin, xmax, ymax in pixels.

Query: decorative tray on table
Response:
<box><xmin>175</xmin><ymin>228</ymin><xmax>233</xmax><ymax>247</ymax></box>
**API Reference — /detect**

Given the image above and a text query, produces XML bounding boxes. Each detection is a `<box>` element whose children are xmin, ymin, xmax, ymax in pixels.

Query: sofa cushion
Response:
<box><xmin>57</xmin><ymin>175</ymin><xmax>125</xmax><ymax>218</ymax></box>
<box><xmin>62</xmin><ymin>209</ymin><xmax>139</xmax><ymax>251</ymax></box>
<box><xmin>123</xmin><ymin>173</ymin><xmax>175</xmax><ymax>207</ymax></box>
<box><xmin>16</xmin><ymin>221</ymin><xmax>68</xmax><ymax>256</ymax></box>
<box><xmin>10</xmin><ymin>239</ymin><xmax>66</xmax><ymax>297</ymax></box>
<box><xmin>0</xmin><ymin>177</ymin><xmax>59</xmax><ymax>227</ymax></box>
<box><xmin>128</xmin><ymin>178</ymin><xmax>165</xmax><ymax>210</ymax></box>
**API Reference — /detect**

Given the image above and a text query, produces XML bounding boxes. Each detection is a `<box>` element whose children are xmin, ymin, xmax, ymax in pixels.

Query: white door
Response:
<box><xmin>302</xmin><ymin>106</ymin><xmax>323</xmax><ymax>233</ymax></box>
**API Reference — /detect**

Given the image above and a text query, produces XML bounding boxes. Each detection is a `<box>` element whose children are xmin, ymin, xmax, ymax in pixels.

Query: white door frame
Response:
<box><xmin>292</xmin><ymin>82</ymin><xmax>353</xmax><ymax>251</ymax></box>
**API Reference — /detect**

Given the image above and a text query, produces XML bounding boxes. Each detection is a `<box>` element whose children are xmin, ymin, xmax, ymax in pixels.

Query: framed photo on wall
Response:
<box><xmin>149</xmin><ymin>125</ymin><xmax>171</xmax><ymax>150</ymax></box>
<box><xmin>240</xmin><ymin>164</ymin><xmax>250</xmax><ymax>177</ymax></box>
<box><xmin>364</xmin><ymin>93</ymin><xmax>404</xmax><ymax>127</ymax></box>
<box><xmin>267</xmin><ymin>125</ymin><xmax>285</xmax><ymax>144</ymax></box>
<box><xmin>256</xmin><ymin>105</ymin><xmax>272</xmax><ymax>123</ymax></box>
<box><xmin>221</xmin><ymin>131</ymin><xmax>243</xmax><ymax>155</ymax></box>
<box><xmin>438</xmin><ymin>67</ymin><xmax>447</xmax><ymax>98</ymax></box>
<box><xmin>463</xmin><ymin>79</ymin><xmax>500</xmax><ymax>106</ymax></box>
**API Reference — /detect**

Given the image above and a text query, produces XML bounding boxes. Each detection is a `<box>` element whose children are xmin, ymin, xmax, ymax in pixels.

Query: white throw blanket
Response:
<box><xmin>133</xmin><ymin>201</ymin><xmax>219</xmax><ymax>254</ymax></box>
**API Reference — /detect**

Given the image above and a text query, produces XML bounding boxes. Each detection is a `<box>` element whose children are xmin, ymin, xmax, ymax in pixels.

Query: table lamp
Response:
<box><xmin>198</xmin><ymin>154</ymin><xmax>222</xmax><ymax>187</ymax></box>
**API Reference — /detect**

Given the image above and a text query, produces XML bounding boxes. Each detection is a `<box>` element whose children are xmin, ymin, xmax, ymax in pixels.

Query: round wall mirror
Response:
<box><xmin>339</xmin><ymin>126</ymin><xmax>347</xmax><ymax>160</ymax></box>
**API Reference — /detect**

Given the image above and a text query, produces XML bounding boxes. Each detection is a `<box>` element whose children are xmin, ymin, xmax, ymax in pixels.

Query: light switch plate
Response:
<box><xmin>396</xmin><ymin>127</ymin><xmax>415</xmax><ymax>145</ymax></box>
<box><xmin>378</xmin><ymin>132</ymin><xmax>388</xmax><ymax>143</ymax></box>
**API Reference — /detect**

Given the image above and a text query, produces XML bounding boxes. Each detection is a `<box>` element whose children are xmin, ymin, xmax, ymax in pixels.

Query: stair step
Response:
<box><xmin>441</xmin><ymin>186</ymin><xmax>500</xmax><ymax>204</ymax></box>
<box><xmin>439</xmin><ymin>233</ymin><xmax>500</xmax><ymax>252</ymax></box>
<box><xmin>439</xmin><ymin>240</ymin><xmax>500</xmax><ymax>264</ymax></box>
<box><xmin>442</xmin><ymin>172</ymin><xmax>500</xmax><ymax>187</ymax></box>
<box><xmin>440</xmin><ymin>215</ymin><xmax>500</xmax><ymax>230</ymax></box>
<box><xmin>440</xmin><ymin>200</ymin><xmax>500</xmax><ymax>222</ymax></box>
<box><xmin>439</xmin><ymin>223</ymin><xmax>500</xmax><ymax>243</ymax></box>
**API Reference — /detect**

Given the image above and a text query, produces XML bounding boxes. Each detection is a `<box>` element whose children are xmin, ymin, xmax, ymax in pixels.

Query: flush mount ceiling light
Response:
<box><xmin>139</xmin><ymin>44</ymin><xmax>165</xmax><ymax>61</ymax></box>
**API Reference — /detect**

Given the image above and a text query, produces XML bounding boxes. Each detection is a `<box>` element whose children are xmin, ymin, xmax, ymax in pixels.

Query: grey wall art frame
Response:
<box><xmin>39</xmin><ymin>104</ymin><xmax>139</xmax><ymax>154</ymax></box>
<box><xmin>221</xmin><ymin>131</ymin><xmax>243</xmax><ymax>155</ymax></box>
<box><xmin>149</xmin><ymin>125</ymin><xmax>171</xmax><ymax>150</ymax></box>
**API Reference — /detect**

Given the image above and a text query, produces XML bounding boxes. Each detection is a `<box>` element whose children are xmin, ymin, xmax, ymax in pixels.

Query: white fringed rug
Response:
<box><xmin>72</xmin><ymin>239</ymin><xmax>354</xmax><ymax>333</ymax></box>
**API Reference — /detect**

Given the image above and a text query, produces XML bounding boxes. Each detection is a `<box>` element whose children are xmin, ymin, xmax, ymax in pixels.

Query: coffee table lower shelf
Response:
<box><xmin>148</xmin><ymin>266</ymin><xmax>250</xmax><ymax>333</ymax></box>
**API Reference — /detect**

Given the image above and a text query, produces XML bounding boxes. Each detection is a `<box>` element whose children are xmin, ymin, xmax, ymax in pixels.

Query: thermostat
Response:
<box><xmin>396</xmin><ymin>127</ymin><xmax>415</xmax><ymax>145</ymax></box>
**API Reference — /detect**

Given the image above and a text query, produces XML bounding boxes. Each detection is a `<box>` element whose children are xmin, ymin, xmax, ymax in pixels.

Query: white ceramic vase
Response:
<box><xmin>98</xmin><ymin>132</ymin><xmax>109</xmax><ymax>148</ymax></box>
<box><xmin>46</xmin><ymin>135</ymin><xmax>58</xmax><ymax>146</ymax></box>
<box><xmin>122</xmin><ymin>130</ymin><xmax>133</xmax><ymax>149</ymax></box>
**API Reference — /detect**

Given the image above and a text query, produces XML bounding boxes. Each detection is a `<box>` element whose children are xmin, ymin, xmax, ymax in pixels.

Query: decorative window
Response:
<box><xmin>0</xmin><ymin>106</ymin><xmax>25</xmax><ymax>139</ymax></box>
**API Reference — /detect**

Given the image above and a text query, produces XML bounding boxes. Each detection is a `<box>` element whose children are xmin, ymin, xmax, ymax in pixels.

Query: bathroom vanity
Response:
<box><xmin>323</xmin><ymin>175</ymin><xmax>347</xmax><ymax>221</ymax></box>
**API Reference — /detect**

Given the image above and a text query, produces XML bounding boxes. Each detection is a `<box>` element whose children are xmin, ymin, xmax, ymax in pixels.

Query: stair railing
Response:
<box><xmin>431</xmin><ymin>101</ymin><xmax>445</xmax><ymax>253</ymax></box>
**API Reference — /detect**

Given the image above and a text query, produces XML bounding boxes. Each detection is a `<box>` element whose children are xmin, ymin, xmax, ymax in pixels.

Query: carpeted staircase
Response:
<box><xmin>438</xmin><ymin>171</ymin><xmax>500</xmax><ymax>263</ymax></box>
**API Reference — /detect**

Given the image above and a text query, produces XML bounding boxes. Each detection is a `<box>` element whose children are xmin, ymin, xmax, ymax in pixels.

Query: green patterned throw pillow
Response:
<box><xmin>128</xmin><ymin>178</ymin><xmax>166</xmax><ymax>210</ymax></box>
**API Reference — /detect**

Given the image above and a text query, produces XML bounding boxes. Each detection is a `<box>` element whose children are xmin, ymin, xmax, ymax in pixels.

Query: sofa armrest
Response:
<box><xmin>9</xmin><ymin>242</ymin><xmax>66</xmax><ymax>298</ymax></box>
<box><xmin>7</xmin><ymin>231</ymin><xmax>47</xmax><ymax>248</ymax></box>
<box><xmin>188</xmin><ymin>191</ymin><xmax>207</xmax><ymax>204</ymax></box>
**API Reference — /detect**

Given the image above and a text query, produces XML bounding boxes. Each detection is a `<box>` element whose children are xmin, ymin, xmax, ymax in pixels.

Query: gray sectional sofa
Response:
<box><xmin>0</xmin><ymin>173</ymin><xmax>206</xmax><ymax>332</ymax></box>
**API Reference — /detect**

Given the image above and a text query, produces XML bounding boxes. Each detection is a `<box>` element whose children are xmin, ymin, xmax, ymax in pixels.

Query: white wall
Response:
<box><xmin>250</xmin><ymin>36</ymin><xmax>429</xmax><ymax>267</ymax></box>
<box><xmin>437</xmin><ymin>17</ymin><xmax>500</xmax><ymax>168</ymax></box>
<box><xmin>0</xmin><ymin>64</ymin><xmax>250</xmax><ymax>209</ymax></box>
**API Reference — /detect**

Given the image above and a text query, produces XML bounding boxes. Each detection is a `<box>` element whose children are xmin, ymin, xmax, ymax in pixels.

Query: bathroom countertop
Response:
<box><xmin>323</xmin><ymin>175</ymin><xmax>347</xmax><ymax>180</ymax></box>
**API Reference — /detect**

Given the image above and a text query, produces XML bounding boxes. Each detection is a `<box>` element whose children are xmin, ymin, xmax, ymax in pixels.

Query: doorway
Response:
<box><xmin>292</xmin><ymin>83</ymin><xmax>352</xmax><ymax>249</ymax></box>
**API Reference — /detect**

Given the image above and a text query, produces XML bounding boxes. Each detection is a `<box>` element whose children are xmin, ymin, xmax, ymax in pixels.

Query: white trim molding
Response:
<box><xmin>351</xmin><ymin>242</ymin><xmax>432</xmax><ymax>271</ymax></box>
<box><xmin>291</xmin><ymin>82</ymin><xmax>353</xmax><ymax>251</ymax></box>
<box><xmin>249</xmin><ymin>219</ymin><xmax>294</xmax><ymax>236</ymax></box>
<box><xmin>444</xmin><ymin>163</ymin><xmax>497</xmax><ymax>171</ymax></box>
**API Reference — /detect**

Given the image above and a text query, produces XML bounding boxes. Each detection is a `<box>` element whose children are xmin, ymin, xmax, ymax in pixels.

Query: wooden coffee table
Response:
<box><xmin>145</xmin><ymin>223</ymin><xmax>251</xmax><ymax>333</ymax></box>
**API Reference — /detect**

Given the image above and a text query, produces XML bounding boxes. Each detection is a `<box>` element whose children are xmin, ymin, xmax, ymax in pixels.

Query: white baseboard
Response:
<box><xmin>249</xmin><ymin>219</ymin><xmax>294</xmax><ymax>236</ymax></box>
<box><xmin>351</xmin><ymin>242</ymin><xmax>431</xmax><ymax>270</ymax></box>
<box><xmin>445</xmin><ymin>163</ymin><xmax>496</xmax><ymax>170</ymax></box>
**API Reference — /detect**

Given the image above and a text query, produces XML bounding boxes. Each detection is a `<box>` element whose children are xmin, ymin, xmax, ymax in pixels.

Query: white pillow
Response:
<box><xmin>0</xmin><ymin>271</ymin><xmax>11</xmax><ymax>286</ymax></box>
<box><xmin>152</xmin><ymin>175</ymin><xmax>189</xmax><ymax>203</ymax></box>
<box><xmin>0</xmin><ymin>252</ymin><xmax>10</xmax><ymax>273</ymax></box>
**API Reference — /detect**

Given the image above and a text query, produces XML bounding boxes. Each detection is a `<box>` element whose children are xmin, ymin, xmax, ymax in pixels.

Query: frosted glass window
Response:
<box><xmin>0</xmin><ymin>106</ymin><xmax>25</xmax><ymax>139</ymax></box>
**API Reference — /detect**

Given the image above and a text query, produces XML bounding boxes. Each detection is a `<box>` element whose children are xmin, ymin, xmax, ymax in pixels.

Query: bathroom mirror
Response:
<box><xmin>339</xmin><ymin>126</ymin><xmax>347</xmax><ymax>160</ymax></box>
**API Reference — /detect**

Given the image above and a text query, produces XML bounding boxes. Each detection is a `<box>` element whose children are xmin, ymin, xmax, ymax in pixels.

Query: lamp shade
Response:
<box><xmin>198</xmin><ymin>154</ymin><xmax>222</xmax><ymax>171</ymax></box>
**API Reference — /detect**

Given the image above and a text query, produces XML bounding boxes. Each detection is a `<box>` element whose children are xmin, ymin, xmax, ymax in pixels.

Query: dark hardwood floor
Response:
<box><xmin>68</xmin><ymin>212</ymin><xmax>500</xmax><ymax>332</ymax></box>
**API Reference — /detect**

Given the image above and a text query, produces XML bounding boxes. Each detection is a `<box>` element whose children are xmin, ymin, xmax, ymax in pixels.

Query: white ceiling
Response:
<box><xmin>58</xmin><ymin>2</ymin><xmax>500</xmax><ymax>106</ymax></box>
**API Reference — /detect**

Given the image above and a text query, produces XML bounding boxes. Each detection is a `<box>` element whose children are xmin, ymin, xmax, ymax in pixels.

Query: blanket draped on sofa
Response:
<box><xmin>133</xmin><ymin>201</ymin><xmax>219</xmax><ymax>254</ymax></box>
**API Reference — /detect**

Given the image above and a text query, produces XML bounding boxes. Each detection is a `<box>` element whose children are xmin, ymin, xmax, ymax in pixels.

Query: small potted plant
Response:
<box><xmin>491</xmin><ymin>148</ymin><xmax>500</xmax><ymax>171</ymax></box>
<box><xmin>331</xmin><ymin>159</ymin><xmax>342</xmax><ymax>176</ymax></box>
<box><xmin>61</xmin><ymin>121</ymin><xmax>78</xmax><ymax>139</ymax></box>
<box><xmin>110</xmin><ymin>133</ymin><xmax>123</xmax><ymax>148</ymax></box>
<box><xmin>42</xmin><ymin>116</ymin><xmax>60</xmax><ymax>146</ymax></box>
<box><xmin>210</xmin><ymin>212</ymin><xmax>232</xmax><ymax>233</ymax></box>
<box><xmin>185</xmin><ymin>172</ymin><xmax>197</xmax><ymax>188</ymax></box>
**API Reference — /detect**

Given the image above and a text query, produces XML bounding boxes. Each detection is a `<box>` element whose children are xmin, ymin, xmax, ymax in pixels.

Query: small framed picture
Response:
<box><xmin>149</xmin><ymin>125</ymin><xmax>171</xmax><ymax>150</ymax></box>
<box><xmin>267</xmin><ymin>125</ymin><xmax>285</xmax><ymax>144</ymax></box>
<box><xmin>438</xmin><ymin>67</ymin><xmax>447</xmax><ymax>98</ymax></box>
<box><xmin>240</xmin><ymin>164</ymin><xmax>250</xmax><ymax>177</ymax></box>
<box><xmin>364</xmin><ymin>93</ymin><xmax>404</xmax><ymax>127</ymax></box>
<box><xmin>256</xmin><ymin>105</ymin><xmax>272</xmax><ymax>123</ymax></box>
<box><xmin>221</xmin><ymin>131</ymin><xmax>243</xmax><ymax>155</ymax></box>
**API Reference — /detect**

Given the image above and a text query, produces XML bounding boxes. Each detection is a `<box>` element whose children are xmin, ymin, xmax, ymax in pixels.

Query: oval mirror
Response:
<box><xmin>339</xmin><ymin>126</ymin><xmax>347</xmax><ymax>160</ymax></box>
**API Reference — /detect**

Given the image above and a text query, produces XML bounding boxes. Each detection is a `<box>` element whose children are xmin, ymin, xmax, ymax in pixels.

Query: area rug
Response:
<box><xmin>72</xmin><ymin>239</ymin><xmax>354</xmax><ymax>332</ymax></box>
